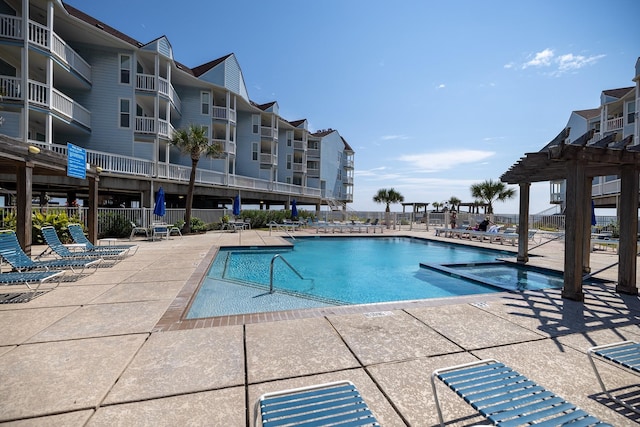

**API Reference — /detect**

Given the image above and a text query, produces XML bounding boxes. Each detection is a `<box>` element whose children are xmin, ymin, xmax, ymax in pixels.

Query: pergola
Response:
<box><xmin>0</xmin><ymin>135</ymin><xmax>100</xmax><ymax>255</ymax></box>
<box><xmin>401</xmin><ymin>202</ymin><xmax>429</xmax><ymax>215</ymax></box>
<box><xmin>501</xmin><ymin>128</ymin><xmax>638</xmax><ymax>301</ymax></box>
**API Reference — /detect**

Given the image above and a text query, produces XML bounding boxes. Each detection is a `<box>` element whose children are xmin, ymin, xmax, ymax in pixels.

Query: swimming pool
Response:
<box><xmin>187</xmin><ymin>236</ymin><xmax>550</xmax><ymax>318</ymax></box>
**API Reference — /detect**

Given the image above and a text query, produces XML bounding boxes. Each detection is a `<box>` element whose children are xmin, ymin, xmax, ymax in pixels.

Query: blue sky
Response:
<box><xmin>67</xmin><ymin>0</ymin><xmax>640</xmax><ymax>213</ymax></box>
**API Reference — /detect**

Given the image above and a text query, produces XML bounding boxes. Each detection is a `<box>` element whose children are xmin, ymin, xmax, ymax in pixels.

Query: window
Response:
<box><xmin>286</xmin><ymin>154</ymin><xmax>292</xmax><ymax>170</ymax></box>
<box><xmin>252</xmin><ymin>142</ymin><xmax>258</xmax><ymax>161</ymax></box>
<box><xmin>119</xmin><ymin>55</ymin><xmax>131</xmax><ymax>84</ymax></box>
<box><xmin>119</xmin><ymin>99</ymin><xmax>130</xmax><ymax>128</ymax></box>
<box><xmin>287</xmin><ymin>131</ymin><xmax>292</xmax><ymax>147</ymax></box>
<box><xmin>202</xmin><ymin>125</ymin><xmax>209</xmax><ymax>140</ymax></box>
<box><xmin>201</xmin><ymin>92</ymin><xmax>210</xmax><ymax>115</ymax></box>
<box><xmin>252</xmin><ymin>115</ymin><xmax>260</xmax><ymax>134</ymax></box>
<box><xmin>627</xmin><ymin>101</ymin><xmax>636</xmax><ymax>124</ymax></box>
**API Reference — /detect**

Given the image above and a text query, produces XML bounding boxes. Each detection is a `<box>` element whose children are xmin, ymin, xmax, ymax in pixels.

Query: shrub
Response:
<box><xmin>32</xmin><ymin>210</ymin><xmax>79</xmax><ymax>244</ymax></box>
<box><xmin>98</xmin><ymin>212</ymin><xmax>131</xmax><ymax>238</ymax></box>
<box><xmin>190</xmin><ymin>216</ymin><xmax>207</xmax><ymax>233</ymax></box>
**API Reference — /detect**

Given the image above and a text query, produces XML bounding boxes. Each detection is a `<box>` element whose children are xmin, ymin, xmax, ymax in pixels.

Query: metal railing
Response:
<box><xmin>269</xmin><ymin>254</ymin><xmax>304</xmax><ymax>294</ymax></box>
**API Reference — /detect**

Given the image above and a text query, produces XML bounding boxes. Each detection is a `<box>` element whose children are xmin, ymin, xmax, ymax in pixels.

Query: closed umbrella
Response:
<box><xmin>233</xmin><ymin>194</ymin><xmax>241</xmax><ymax>217</ymax></box>
<box><xmin>291</xmin><ymin>199</ymin><xmax>298</xmax><ymax>219</ymax></box>
<box><xmin>591</xmin><ymin>200</ymin><xmax>597</xmax><ymax>226</ymax></box>
<box><xmin>153</xmin><ymin>187</ymin><xmax>166</xmax><ymax>218</ymax></box>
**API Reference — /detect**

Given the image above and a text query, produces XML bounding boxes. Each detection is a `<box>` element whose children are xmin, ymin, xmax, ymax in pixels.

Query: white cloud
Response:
<box><xmin>523</xmin><ymin>48</ymin><xmax>555</xmax><ymax>68</ymax></box>
<box><xmin>381</xmin><ymin>134</ymin><xmax>410</xmax><ymax>141</ymax></box>
<box><xmin>516</xmin><ymin>48</ymin><xmax>604</xmax><ymax>76</ymax></box>
<box><xmin>397</xmin><ymin>150</ymin><xmax>495</xmax><ymax>172</ymax></box>
<box><xmin>436</xmin><ymin>83</ymin><xmax>445</xmax><ymax>89</ymax></box>
<box><xmin>556</xmin><ymin>53</ymin><xmax>606</xmax><ymax>73</ymax></box>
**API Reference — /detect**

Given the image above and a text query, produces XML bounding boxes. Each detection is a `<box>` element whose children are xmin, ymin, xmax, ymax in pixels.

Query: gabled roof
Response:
<box><xmin>573</xmin><ymin>108</ymin><xmax>601</xmax><ymax>120</ymax></box>
<box><xmin>63</xmin><ymin>3</ymin><xmax>143</xmax><ymax>47</ymax></box>
<box><xmin>341</xmin><ymin>137</ymin><xmax>354</xmax><ymax>152</ymax></box>
<box><xmin>602</xmin><ymin>87</ymin><xmax>634</xmax><ymax>99</ymax></box>
<box><xmin>310</xmin><ymin>129</ymin><xmax>336</xmax><ymax>137</ymax></box>
<box><xmin>252</xmin><ymin>101</ymin><xmax>277</xmax><ymax>111</ymax></box>
<box><xmin>192</xmin><ymin>54</ymin><xmax>234</xmax><ymax>77</ymax></box>
<box><xmin>288</xmin><ymin>119</ymin><xmax>307</xmax><ymax>128</ymax></box>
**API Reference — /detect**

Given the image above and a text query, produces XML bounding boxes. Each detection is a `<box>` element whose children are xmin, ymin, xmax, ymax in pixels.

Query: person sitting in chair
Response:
<box><xmin>478</xmin><ymin>217</ymin><xmax>491</xmax><ymax>232</ymax></box>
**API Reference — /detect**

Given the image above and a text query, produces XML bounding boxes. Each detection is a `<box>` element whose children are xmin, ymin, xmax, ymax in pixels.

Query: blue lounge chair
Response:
<box><xmin>432</xmin><ymin>359</ymin><xmax>611</xmax><ymax>427</ymax></box>
<box><xmin>0</xmin><ymin>230</ymin><xmax>102</xmax><ymax>275</ymax></box>
<box><xmin>588</xmin><ymin>341</ymin><xmax>640</xmax><ymax>413</ymax></box>
<box><xmin>40</xmin><ymin>226</ymin><xmax>125</xmax><ymax>261</ymax></box>
<box><xmin>67</xmin><ymin>224</ymin><xmax>137</xmax><ymax>256</ymax></box>
<box><xmin>0</xmin><ymin>270</ymin><xmax>64</xmax><ymax>296</ymax></box>
<box><xmin>255</xmin><ymin>380</ymin><xmax>379</xmax><ymax>426</ymax></box>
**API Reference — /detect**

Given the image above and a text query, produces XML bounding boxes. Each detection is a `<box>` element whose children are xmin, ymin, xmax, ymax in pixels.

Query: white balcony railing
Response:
<box><xmin>0</xmin><ymin>14</ymin><xmax>21</xmax><ymax>39</ymax></box>
<box><xmin>0</xmin><ymin>15</ymin><xmax>91</xmax><ymax>82</ymax></box>
<box><xmin>605</xmin><ymin>117</ymin><xmax>624</xmax><ymax>132</ymax></box>
<box><xmin>28</xmin><ymin>20</ymin><xmax>48</xmax><ymax>48</ymax></box>
<box><xmin>260</xmin><ymin>126</ymin><xmax>275</xmax><ymax>138</ymax></box>
<box><xmin>293</xmin><ymin>163</ymin><xmax>307</xmax><ymax>173</ymax></box>
<box><xmin>28</xmin><ymin>80</ymin><xmax>47</xmax><ymax>106</ymax></box>
<box><xmin>293</xmin><ymin>141</ymin><xmax>307</xmax><ymax>150</ymax></box>
<box><xmin>260</xmin><ymin>153</ymin><xmax>276</xmax><ymax>165</ymax></box>
<box><xmin>51</xmin><ymin>32</ymin><xmax>91</xmax><ymax>82</ymax></box>
<box><xmin>0</xmin><ymin>76</ymin><xmax>21</xmax><ymax>100</ymax></box>
<box><xmin>135</xmin><ymin>116</ymin><xmax>155</xmax><ymax>134</ymax></box>
<box><xmin>28</xmin><ymin>140</ymin><xmax>326</xmax><ymax>199</ymax></box>
<box><xmin>136</xmin><ymin>73</ymin><xmax>155</xmax><ymax>91</ymax></box>
<box><xmin>52</xmin><ymin>88</ymin><xmax>91</xmax><ymax>128</ymax></box>
<box><xmin>136</xmin><ymin>74</ymin><xmax>182</xmax><ymax>113</ymax></box>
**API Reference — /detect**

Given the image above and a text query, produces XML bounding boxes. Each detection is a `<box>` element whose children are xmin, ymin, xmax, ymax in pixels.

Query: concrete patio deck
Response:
<box><xmin>0</xmin><ymin>227</ymin><xmax>639</xmax><ymax>426</ymax></box>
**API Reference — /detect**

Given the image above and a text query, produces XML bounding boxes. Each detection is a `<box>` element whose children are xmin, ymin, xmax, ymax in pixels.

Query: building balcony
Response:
<box><xmin>293</xmin><ymin>163</ymin><xmax>307</xmax><ymax>173</ymax></box>
<box><xmin>18</xmin><ymin>79</ymin><xmax>91</xmax><ymax>128</ymax></box>
<box><xmin>293</xmin><ymin>140</ymin><xmax>307</xmax><ymax>151</ymax></box>
<box><xmin>136</xmin><ymin>73</ymin><xmax>182</xmax><ymax>114</ymax></box>
<box><xmin>260</xmin><ymin>153</ymin><xmax>277</xmax><ymax>166</ymax></box>
<box><xmin>343</xmin><ymin>176</ymin><xmax>354</xmax><ymax>185</ymax></box>
<box><xmin>0</xmin><ymin>15</ymin><xmax>92</xmax><ymax>82</ymax></box>
<box><xmin>134</xmin><ymin>117</ymin><xmax>173</xmax><ymax>139</ymax></box>
<box><xmin>212</xmin><ymin>106</ymin><xmax>237</xmax><ymax>124</ymax></box>
<box><xmin>605</xmin><ymin>117</ymin><xmax>624</xmax><ymax>132</ymax></box>
<box><xmin>0</xmin><ymin>76</ymin><xmax>21</xmax><ymax>100</ymax></box>
<box><xmin>307</xmin><ymin>148</ymin><xmax>320</xmax><ymax>158</ymax></box>
<box><xmin>344</xmin><ymin>159</ymin><xmax>354</xmax><ymax>169</ymax></box>
<box><xmin>260</xmin><ymin>126</ymin><xmax>278</xmax><ymax>140</ymax></box>
<box><xmin>214</xmin><ymin>138</ymin><xmax>235</xmax><ymax>156</ymax></box>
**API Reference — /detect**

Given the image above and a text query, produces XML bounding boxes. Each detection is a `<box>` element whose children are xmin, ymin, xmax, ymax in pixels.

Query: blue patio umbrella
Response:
<box><xmin>153</xmin><ymin>187</ymin><xmax>166</xmax><ymax>217</ymax></box>
<box><xmin>591</xmin><ymin>200</ymin><xmax>597</xmax><ymax>226</ymax></box>
<box><xmin>232</xmin><ymin>194</ymin><xmax>241</xmax><ymax>217</ymax></box>
<box><xmin>291</xmin><ymin>199</ymin><xmax>298</xmax><ymax>219</ymax></box>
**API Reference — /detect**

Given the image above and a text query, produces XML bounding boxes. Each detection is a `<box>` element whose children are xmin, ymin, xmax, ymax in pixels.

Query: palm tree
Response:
<box><xmin>432</xmin><ymin>201</ymin><xmax>442</xmax><ymax>212</ymax></box>
<box><xmin>373</xmin><ymin>188</ymin><xmax>404</xmax><ymax>228</ymax></box>
<box><xmin>448</xmin><ymin>196</ymin><xmax>461</xmax><ymax>212</ymax></box>
<box><xmin>171</xmin><ymin>124</ymin><xmax>222</xmax><ymax>233</ymax></box>
<box><xmin>470</xmin><ymin>179</ymin><xmax>516</xmax><ymax>215</ymax></box>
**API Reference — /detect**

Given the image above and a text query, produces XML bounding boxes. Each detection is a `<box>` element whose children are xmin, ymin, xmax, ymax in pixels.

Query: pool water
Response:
<box><xmin>187</xmin><ymin>237</ymin><xmax>541</xmax><ymax>318</ymax></box>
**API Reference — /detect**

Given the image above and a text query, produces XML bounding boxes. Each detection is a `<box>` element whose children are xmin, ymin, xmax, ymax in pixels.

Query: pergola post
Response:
<box><xmin>562</xmin><ymin>160</ymin><xmax>587</xmax><ymax>301</ymax></box>
<box><xmin>617</xmin><ymin>165</ymin><xmax>638</xmax><ymax>294</ymax></box>
<box><xmin>582</xmin><ymin>177</ymin><xmax>593</xmax><ymax>274</ymax></box>
<box><xmin>15</xmin><ymin>163</ymin><xmax>33</xmax><ymax>255</ymax></box>
<box><xmin>517</xmin><ymin>182</ymin><xmax>530</xmax><ymax>263</ymax></box>
<box><xmin>87</xmin><ymin>175</ymin><xmax>99</xmax><ymax>244</ymax></box>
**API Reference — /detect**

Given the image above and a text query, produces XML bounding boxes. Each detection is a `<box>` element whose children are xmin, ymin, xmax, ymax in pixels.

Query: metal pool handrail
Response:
<box><xmin>270</xmin><ymin>254</ymin><xmax>305</xmax><ymax>294</ymax></box>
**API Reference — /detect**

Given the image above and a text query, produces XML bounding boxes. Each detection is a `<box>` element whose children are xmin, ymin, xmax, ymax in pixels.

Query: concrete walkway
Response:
<box><xmin>0</xmin><ymin>228</ymin><xmax>638</xmax><ymax>426</ymax></box>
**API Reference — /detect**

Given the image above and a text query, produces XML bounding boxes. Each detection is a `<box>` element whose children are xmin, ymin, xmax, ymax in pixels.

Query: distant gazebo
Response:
<box><xmin>501</xmin><ymin>127</ymin><xmax>638</xmax><ymax>301</ymax></box>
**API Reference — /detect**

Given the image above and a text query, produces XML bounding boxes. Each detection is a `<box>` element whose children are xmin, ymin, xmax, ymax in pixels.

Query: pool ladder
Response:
<box><xmin>270</xmin><ymin>254</ymin><xmax>304</xmax><ymax>294</ymax></box>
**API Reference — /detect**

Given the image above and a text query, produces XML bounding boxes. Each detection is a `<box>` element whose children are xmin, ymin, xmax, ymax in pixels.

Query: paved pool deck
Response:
<box><xmin>0</xmin><ymin>226</ymin><xmax>639</xmax><ymax>426</ymax></box>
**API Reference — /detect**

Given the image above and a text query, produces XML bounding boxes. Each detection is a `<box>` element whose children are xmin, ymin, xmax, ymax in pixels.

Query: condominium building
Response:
<box><xmin>549</xmin><ymin>57</ymin><xmax>639</xmax><ymax>210</ymax></box>
<box><xmin>0</xmin><ymin>0</ymin><xmax>354</xmax><ymax>211</ymax></box>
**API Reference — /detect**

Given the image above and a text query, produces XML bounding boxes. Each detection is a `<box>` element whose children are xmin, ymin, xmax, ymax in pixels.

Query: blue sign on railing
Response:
<box><xmin>67</xmin><ymin>143</ymin><xmax>87</xmax><ymax>179</ymax></box>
